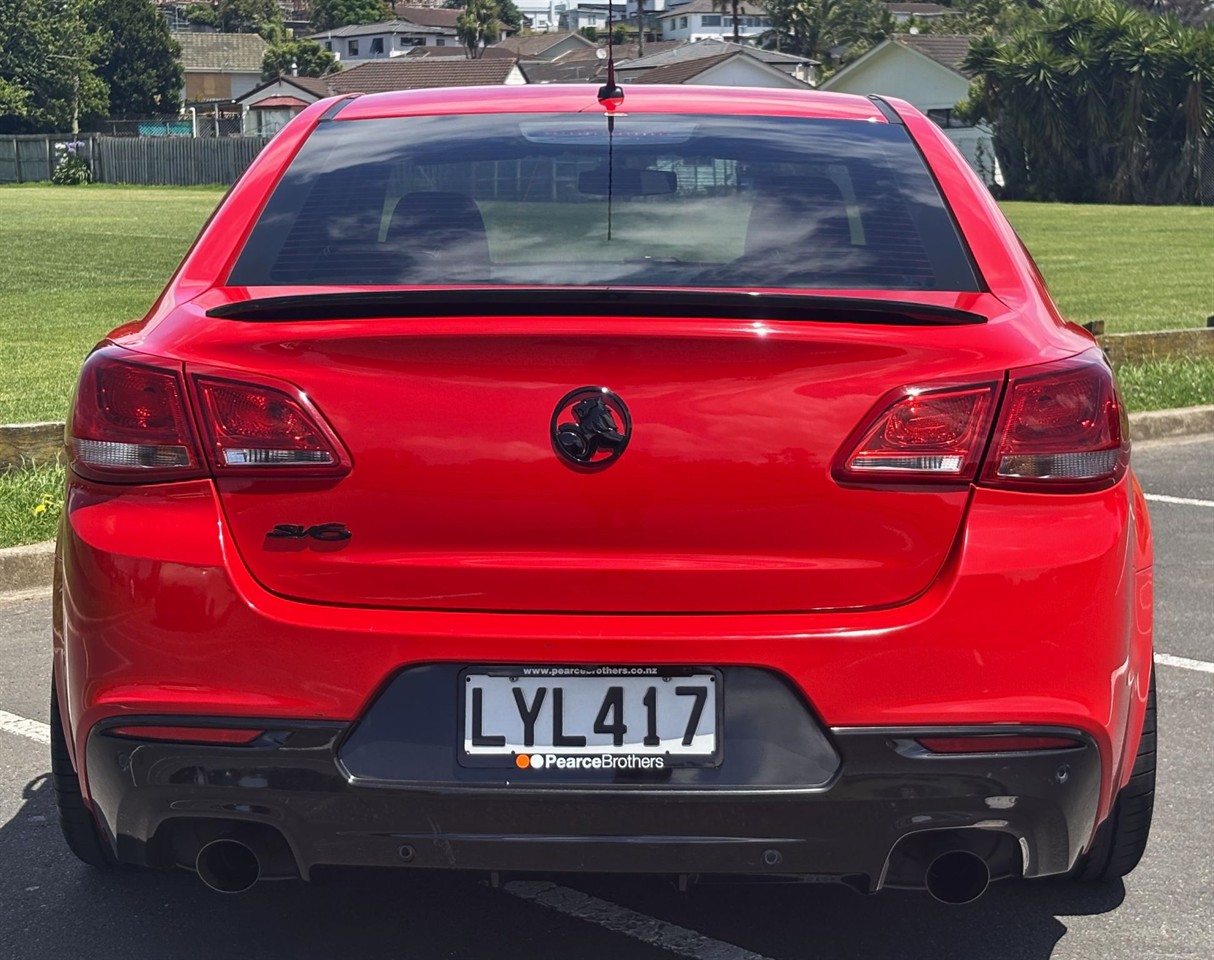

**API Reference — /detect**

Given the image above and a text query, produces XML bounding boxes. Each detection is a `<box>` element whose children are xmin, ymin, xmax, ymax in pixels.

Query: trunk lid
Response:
<box><xmin>186</xmin><ymin>298</ymin><xmax>1011</xmax><ymax>614</ymax></box>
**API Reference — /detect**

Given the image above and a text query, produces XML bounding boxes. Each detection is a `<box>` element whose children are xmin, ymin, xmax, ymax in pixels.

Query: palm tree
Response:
<box><xmin>711</xmin><ymin>0</ymin><xmax>742</xmax><ymax>43</ymax></box>
<box><xmin>458</xmin><ymin>0</ymin><xmax>501</xmax><ymax>59</ymax></box>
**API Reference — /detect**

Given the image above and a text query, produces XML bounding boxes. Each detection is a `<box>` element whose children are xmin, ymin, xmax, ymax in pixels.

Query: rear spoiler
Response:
<box><xmin>208</xmin><ymin>288</ymin><xmax>988</xmax><ymax>326</ymax></box>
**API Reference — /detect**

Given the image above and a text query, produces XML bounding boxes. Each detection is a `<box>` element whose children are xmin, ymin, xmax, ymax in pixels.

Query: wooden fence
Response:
<box><xmin>0</xmin><ymin>135</ymin><xmax>269</xmax><ymax>186</ymax></box>
<box><xmin>95</xmin><ymin>136</ymin><xmax>270</xmax><ymax>186</ymax></box>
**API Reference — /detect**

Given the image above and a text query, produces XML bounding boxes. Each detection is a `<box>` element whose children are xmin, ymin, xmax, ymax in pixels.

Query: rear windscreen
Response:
<box><xmin>228</xmin><ymin>113</ymin><xmax>980</xmax><ymax>292</ymax></box>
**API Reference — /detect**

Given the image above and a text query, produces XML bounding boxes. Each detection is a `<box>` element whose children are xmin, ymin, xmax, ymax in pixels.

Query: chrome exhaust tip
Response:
<box><xmin>195</xmin><ymin>837</ymin><xmax>262</xmax><ymax>894</ymax></box>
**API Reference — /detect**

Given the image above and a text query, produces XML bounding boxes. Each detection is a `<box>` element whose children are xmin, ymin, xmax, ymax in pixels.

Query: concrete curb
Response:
<box><xmin>0</xmin><ymin>541</ymin><xmax>54</xmax><ymax>596</ymax></box>
<box><xmin>1130</xmin><ymin>405</ymin><xmax>1214</xmax><ymax>442</ymax></box>
<box><xmin>2</xmin><ymin>406</ymin><xmax>1213</xmax><ymax>593</ymax></box>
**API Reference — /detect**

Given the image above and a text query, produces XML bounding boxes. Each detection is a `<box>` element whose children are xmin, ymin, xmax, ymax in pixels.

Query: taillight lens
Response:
<box><xmin>835</xmin><ymin>384</ymin><xmax>998</xmax><ymax>484</ymax></box>
<box><xmin>68</xmin><ymin>348</ymin><xmax>203</xmax><ymax>482</ymax></box>
<box><xmin>981</xmin><ymin>350</ymin><xmax>1128</xmax><ymax>491</ymax></box>
<box><xmin>194</xmin><ymin>376</ymin><xmax>348</xmax><ymax>476</ymax></box>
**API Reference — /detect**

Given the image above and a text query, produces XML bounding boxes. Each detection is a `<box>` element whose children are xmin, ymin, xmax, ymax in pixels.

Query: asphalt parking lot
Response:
<box><xmin>1</xmin><ymin>434</ymin><xmax>1211</xmax><ymax>960</ymax></box>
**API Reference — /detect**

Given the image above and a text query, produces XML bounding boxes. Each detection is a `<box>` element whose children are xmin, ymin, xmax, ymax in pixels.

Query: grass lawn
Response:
<box><xmin>1001</xmin><ymin>202</ymin><xmax>1214</xmax><ymax>334</ymax></box>
<box><xmin>0</xmin><ymin>185</ymin><xmax>1212</xmax><ymax>548</ymax></box>
<box><xmin>0</xmin><ymin>183</ymin><xmax>226</xmax><ymax>425</ymax></box>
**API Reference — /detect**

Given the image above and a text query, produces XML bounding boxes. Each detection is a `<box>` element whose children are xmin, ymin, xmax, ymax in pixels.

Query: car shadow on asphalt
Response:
<box><xmin>0</xmin><ymin>772</ymin><xmax>1125</xmax><ymax>960</ymax></box>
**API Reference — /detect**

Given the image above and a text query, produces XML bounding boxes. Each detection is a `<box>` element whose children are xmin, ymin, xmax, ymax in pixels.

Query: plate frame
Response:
<box><xmin>457</xmin><ymin>665</ymin><xmax>725</xmax><ymax>769</ymax></box>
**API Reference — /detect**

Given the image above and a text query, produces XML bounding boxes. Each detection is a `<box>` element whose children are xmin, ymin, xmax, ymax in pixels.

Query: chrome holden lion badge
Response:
<box><xmin>551</xmin><ymin>387</ymin><xmax>631</xmax><ymax>471</ymax></box>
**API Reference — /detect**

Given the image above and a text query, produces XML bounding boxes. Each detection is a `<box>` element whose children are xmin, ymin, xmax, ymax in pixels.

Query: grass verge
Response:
<box><xmin>1116</xmin><ymin>356</ymin><xmax>1214</xmax><ymax>413</ymax></box>
<box><xmin>0</xmin><ymin>463</ymin><xmax>64</xmax><ymax>549</ymax></box>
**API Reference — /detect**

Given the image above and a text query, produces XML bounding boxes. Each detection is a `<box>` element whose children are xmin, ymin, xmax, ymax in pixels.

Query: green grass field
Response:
<box><xmin>0</xmin><ymin>185</ymin><xmax>1211</xmax><ymax>548</ymax></box>
<box><xmin>1001</xmin><ymin>202</ymin><xmax>1214</xmax><ymax>333</ymax></box>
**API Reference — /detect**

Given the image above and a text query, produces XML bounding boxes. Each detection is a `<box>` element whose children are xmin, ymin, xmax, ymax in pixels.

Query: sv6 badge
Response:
<box><xmin>266</xmin><ymin>523</ymin><xmax>352</xmax><ymax>542</ymax></box>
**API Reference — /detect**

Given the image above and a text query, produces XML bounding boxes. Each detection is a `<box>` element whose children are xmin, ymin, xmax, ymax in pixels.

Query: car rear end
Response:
<box><xmin>52</xmin><ymin>86</ymin><xmax>1153</xmax><ymax>899</ymax></box>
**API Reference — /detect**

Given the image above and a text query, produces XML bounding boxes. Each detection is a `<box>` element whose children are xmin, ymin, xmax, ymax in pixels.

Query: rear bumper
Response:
<box><xmin>55</xmin><ymin>472</ymin><xmax>1153</xmax><ymax>861</ymax></box>
<box><xmin>86</xmin><ymin>717</ymin><xmax>1101</xmax><ymax>888</ymax></box>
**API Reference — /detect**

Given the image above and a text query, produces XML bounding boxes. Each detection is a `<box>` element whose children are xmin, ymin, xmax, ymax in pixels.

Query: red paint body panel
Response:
<box><xmin>51</xmin><ymin>87</ymin><xmax>1153</xmax><ymax>877</ymax></box>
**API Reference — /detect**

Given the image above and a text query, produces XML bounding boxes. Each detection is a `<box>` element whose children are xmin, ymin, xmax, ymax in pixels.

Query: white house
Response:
<box><xmin>308</xmin><ymin>19</ymin><xmax>459</xmax><ymax>63</ymax></box>
<box><xmin>174</xmin><ymin>32</ymin><xmax>267</xmax><ymax>102</ymax></box>
<box><xmin>617</xmin><ymin>39</ymin><xmax>817</xmax><ymax>85</ymax></box>
<box><xmin>657</xmin><ymin>0</ymin><xmax>771</xmax><ymax>42</ymax></box>
<box><xmin>818</xmin><ymin>34</ymin><xmax>1000</xmax><ymax>184</ymax></box>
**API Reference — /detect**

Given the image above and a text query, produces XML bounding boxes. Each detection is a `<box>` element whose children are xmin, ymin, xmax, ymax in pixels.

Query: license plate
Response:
<box><xmin>461</xmin><ymin>667</ymin><xmax>720</xmax><ymax>768</ymax></box>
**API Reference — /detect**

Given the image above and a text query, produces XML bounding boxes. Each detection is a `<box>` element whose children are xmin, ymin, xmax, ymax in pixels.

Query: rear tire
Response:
<box><xmin>50</xmin><ymin>681</ymin><xmax>114</xmax><ymax>868</ymax></box>
<box><xmin>1073</xmin><ymin>670</ymin><xmax>1156</xmax><ymax>881</ymax></box>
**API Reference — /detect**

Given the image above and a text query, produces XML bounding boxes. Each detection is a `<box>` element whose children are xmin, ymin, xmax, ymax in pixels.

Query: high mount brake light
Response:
<box><xmin>836</xmin><ymin>350</ymin><xmax>1128</xmax><ymax>492</ymax></box>
<box><xmin>834</xmin><ymin>384</ymin><xmax>999</xmax><ymax>484</ymax></box>
<box><xmin>193</xmin><ymin>376</ymin><xmax>349</xmax><ymax>476</ymax></box>
<box><xmin>981</xmin><ymin>351</ymin><xmax>1129</xmax><ymax>492</ymax></box>
<box><xmin>68</xmin><ymin>349</ymin><xmax>203</xmax><ymax>483</ymax></box>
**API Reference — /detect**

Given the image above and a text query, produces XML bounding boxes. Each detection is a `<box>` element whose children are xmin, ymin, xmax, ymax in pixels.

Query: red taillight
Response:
<box><xmin>108</xmin><ymin>725</ymin><xmax>263</xmax><ymax>745</ymax></box>
<box><xmin>193</xmin><ymin>376</ymin><xmax>349</xmax><ymax>476</ymax></box>
<box><xmin>916</xmin><ymin>735</ymin><xmax>1083</xmax><ymax>754</ymax></box>
<box><xmin>836</xmin><ymin>350</ymin><xmax>1128</xmax><ymax>492</ymax></box>
<box><xmin>835</xmin><ymin>384</ymin><xmax>998</xmax><ymax>484</ymax></box>
<box><xmin>68</xmin><ymin>348</ymin><xmax>203</xmax><ymax>482</ymax></box>
<box><xmin>981</xmin><ymin>350</ymin><xmax>1129</xmax><ymax>491</ymax></box>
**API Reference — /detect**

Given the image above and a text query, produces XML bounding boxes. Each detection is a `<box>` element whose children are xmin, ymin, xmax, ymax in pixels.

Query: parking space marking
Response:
<box><xmin>504</xmin><ymin>880</ymin><xmax>775</xmax><ymax>960</ymax></box>
<box><xmin>0</xmin><ymin>709</ymin><xmax>50</xmax><ymax>745</ymax></box>
<box><xmin>1143</xmin><ymin>493</ymin><xmax>1214</xmax><ymax>508</ymax></box>
<box><xmin>1155</xmin><ymin>653</ymin><xmax>1214</xmax><ymax>675</ymax></box>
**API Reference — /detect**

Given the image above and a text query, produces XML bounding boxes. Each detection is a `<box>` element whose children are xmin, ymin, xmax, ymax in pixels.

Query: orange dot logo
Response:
<box><xmin>515</xmin><ymin>754</ymin><xmax>530</xmax><ymax>769</ymax></box>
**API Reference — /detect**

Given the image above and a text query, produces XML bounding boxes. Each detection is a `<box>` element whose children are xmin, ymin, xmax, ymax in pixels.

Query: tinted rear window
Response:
<box><xmin>228</xmin><ymin>113</ymin><xmax>979</xmax><ymax>292</ymax></box>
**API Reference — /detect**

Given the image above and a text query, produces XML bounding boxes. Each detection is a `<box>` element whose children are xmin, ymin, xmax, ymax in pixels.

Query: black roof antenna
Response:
<box><xmin>597</xmin><ymin>0</ymin><xmax>624</xmax><ymax>107</ymax></box>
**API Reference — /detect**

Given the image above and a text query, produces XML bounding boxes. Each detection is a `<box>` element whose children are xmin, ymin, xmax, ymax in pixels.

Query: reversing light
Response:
<box><xmin>835</xmin><ymin>384</ymin><xmax>998</xmax><ymax>483</ymax></box>
<box><xmin>194</xmin><ymin>377</ymin><xmax>348</xmax><ymax>475</ymax></box>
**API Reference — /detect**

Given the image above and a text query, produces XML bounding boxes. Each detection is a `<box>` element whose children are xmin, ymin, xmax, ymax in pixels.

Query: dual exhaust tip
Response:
<box><xmin>195</xmin><ymin>836</ymin><xmax>991</xmax><ymax>903</ymax></box>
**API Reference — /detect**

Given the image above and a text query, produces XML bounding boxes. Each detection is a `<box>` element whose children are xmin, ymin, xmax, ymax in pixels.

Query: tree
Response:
<box><xmin>1126</xmin><ymin>0</ymin><xmax>1212</xmax><ymax>26</ymax></box>
<box><xmin>182</xmin><ymin>2</ymin><xmax>221</xmax><ymax>27</ymax></box>
<box><xmin>497</xmin><ymin>0</ymin><xmax>524</xmax><ymax>32</ymax></box>
<box><xmin>458</xmin><ymin>0</ymin><xmax>501</xmax><ymax>58</ymax></box>
<box><xmin>961</xmin><ymin>0</ymin><xmax>1214</xmax><ymax>203</ymax></box>
<box><xmin>309</xmin><ymin>0</ymin><xmax>390</xmax><ymax>31</ymax></box>
<box><xmin>218</xmin><ymin>0</ymin><xmax>283</xmax><ymax>35</ymax></box>
<box><xmin>711</xmin><ymin>0</ymin><xmax>742</xmax><ymax>43</ymax></box>
<box><xmin>92</xmin><ymin>0</ymin><xmax>183</xmax><ymax>117</ymax></box>
<box><xmin>262</xmin><ymin>38</ymin><xmax>340</xmax><ymax>79</ymax></box>
<box><xmin>0</xmin><ymin>0</ymin><xmax>108</xmax><ymax>134</ymax></box>
<box><xmin>762</xmin><ymin>0</ymin><xmax>890</xmax><ymax>67</ymax></box>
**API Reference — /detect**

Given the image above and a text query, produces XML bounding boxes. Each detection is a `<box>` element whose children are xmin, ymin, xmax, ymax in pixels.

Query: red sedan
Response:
<box><xmin>51</xmin><ymin>84</ymin><xmax>1154</xmax><ymax>903</ymax></box>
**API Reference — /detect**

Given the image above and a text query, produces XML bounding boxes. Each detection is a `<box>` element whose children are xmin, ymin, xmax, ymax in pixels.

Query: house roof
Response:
<box><xmin>491</xmin><ymin>32</ymin><xmax>596</xmax><ymax>58</ymax></box>
<box><xmin>617</xmin><ymin>39</ymin><xmax>816</xmax><ymax>72</ymax></box>
<box><xmin>174</xmin><ymin>32</ymin><xmax>268</xmax><ymax>73</ymax></box>
<box><xmin>631</xmin><ymin>48</ymin><xmax>809</xmax><ymax>85</ymax></box>
<box><xmin>403</xmin><ymin>45</ymin><xmax>520</xmax><ymax>59</ymax></box>
<box><xmin>308</xmin><ymin>19</ymin><xmax>453</xmax><ymax>39</ymax></box>
<box><xmin>326</xmin><ymin>56</ymin><xmax>521</xmax><ymax>93</ymax></box>
<box><xmin>519</xmin><ymin>58</ymin><xmax>606</xmax><ymax>83</ymax></box>
<box><xmin>657</xmin><ymin>0</ymin><xmax>766</xmax><ymax>19</ymax></box>
<box><xmin>392</xmin><ymin>5</ymin><xmax>462</xmax><ymax>27</ymax></box>
<box><xmin>250</xmin><ymin>95</ymin><xmax>310</xmax><ymax>108</ymax></box>
<box><xmin>891</xmin><ymin>33</ymin><xmax>975</xmax><ymax>76</ymax></box>
<box><xmin>234</xmin><ymin>74</ymin><xmax>332</xmax><ymax>106</ymax></box>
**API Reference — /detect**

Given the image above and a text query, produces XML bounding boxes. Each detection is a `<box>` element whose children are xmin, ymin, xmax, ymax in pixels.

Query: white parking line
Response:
<box><xmin>0</xmin><ymin>709</ymin><xmax>50</xmax><ymax>745</ymax></box>
<box><xmin>1144</xmin><ymin>493</ymin><xmax>1214</xmax><ymax>508</ymax></box>
<box><xmin>505</xmin><ymin>880</ymin><xmax>774</xmax><ymax>960</ymax></box>
<box><xmin>1155</xmin><ymin>653</ymin><xmax>1214</xmax><ymax>675</ymax></box>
